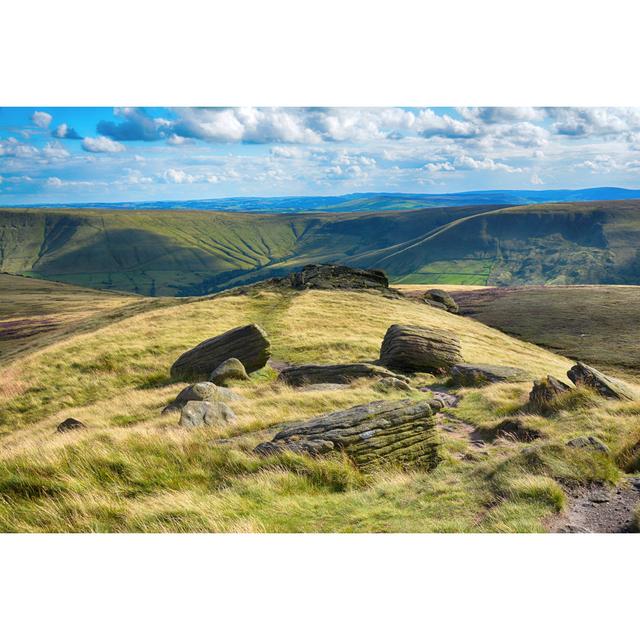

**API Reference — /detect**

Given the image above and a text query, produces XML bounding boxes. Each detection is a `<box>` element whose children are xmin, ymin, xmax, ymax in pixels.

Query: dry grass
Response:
<box><xmin>0</xmin><ymin>285</ymin><xmax>637</xmax><ymax>532</ymax></box>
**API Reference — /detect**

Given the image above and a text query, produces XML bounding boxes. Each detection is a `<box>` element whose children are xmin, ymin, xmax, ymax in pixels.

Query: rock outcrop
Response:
<box><xmin>379</xmin><ymin>324</ymin><xmax>463</xmax><ymax>373</ymax></box>
<box><xmin>451</xmin><ymin>363</ymin><xmax>529</xmax><ymax>387</ymax></box>
<box><xmin>528</xmin><ymin>375</ymin><xmax>572</xmax><ymax>410</ymax></box>
<box><xmin>283</xmin><ymin>264</ymin><xmax>389</xmax><ymax>291</ymax></box>
<box><xmin>254</xmin><ymin>399</ymin><xmax>441</xmax><ymax>471</ymax></box>
<box><xmin>278</xmin><ymin>363</ymin><xmax>409</xmax><ymax>387</ymax></box>
<box><xmin>209</xmin><ymin>357</ymin><xmax>249</xmax><ymax>386</ymax></box>
<box><xmin>56</xmin><ymin>417</ymin><xmax>86</xmax><ymax>433</ymax></box>
<box><xmin>170</xmin><ymin>324</ymin><xmax>270</xmax><ymax>379</ymax></box>
<box><xmin>179</xmin><ymin>400</ymin><xmax>236</xmax><ymax>428</ymax></box>
<box><xmin>423</xmin><ymin>289</ymin><xmax>459</xmax><ymax>314</ymax></box>
<box><xmin>567</xmin><ymin>362</ymin><xmax>637</xmax><ymax>401</ymax></box>
<box><xmin>162</xmin><ymin>382</ymin><xmax>242</xmax><ymax>414</ymax></box>
<box><xmin>494</xmin><ymin>418</ymin><xmax>542</xmax><ymax>442</ymax></box>
<box><xmin>566</xmin><ymin>435</ymin><xmax>610</xmax><ymax>454</ymax></box>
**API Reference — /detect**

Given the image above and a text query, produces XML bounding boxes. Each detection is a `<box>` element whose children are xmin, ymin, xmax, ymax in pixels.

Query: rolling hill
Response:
<box><xmin>1</xmin><ymin>199</ymin><xmax>640</xmax><ymax>295</ymax></box>
<box><xmin>18</xmin><ymin>187</ymin><xmax>640</xmax><ymax>213</ymax></box>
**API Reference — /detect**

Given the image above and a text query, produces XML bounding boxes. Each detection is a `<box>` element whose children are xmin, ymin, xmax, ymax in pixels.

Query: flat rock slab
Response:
<box><xmin>254</xmin><ymin>399</ymin><xmax>441</xmax><ymax>471</ymax></box>
<box><xmin>379</xmin><ymin>324</ymin><xmax>463</xmax><ymax>373</ymax></box>
<box><xmin>179</xmin><ymin>400</ymin><xmax>237</xmax><ymax>428</ymax></box>
<box><xmin>567</xmin><ymin>361</ymin><xmax>638</xmax><ymax>401</ymax></box>
<box><xmin>284</xmin><ymin>264</ymin><xmax>389</xmax><ymax>290</ymax></box>
<box><xmin>278</xmin><ymin>363</ymin><xmax>410</xmax><ymax>387</ymax></box>
<box><xmin>451</xmin><ymin>363</ymin><xmax>530</xmax><ymax>387</ymax></box>
<box><xmin>170</xmin><ymin>323</ymin><xmax>270</xmax><ymax>379</ymax></box>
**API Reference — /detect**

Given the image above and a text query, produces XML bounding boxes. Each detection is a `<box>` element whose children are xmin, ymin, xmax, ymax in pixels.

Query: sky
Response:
<box><xmin>1</xmin><ymin>107</ymin><xmax>640</xmax><ymax>204</ymax></box>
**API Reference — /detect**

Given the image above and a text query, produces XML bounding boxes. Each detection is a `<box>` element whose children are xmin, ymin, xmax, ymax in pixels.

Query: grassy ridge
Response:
<box><xmin>3</xmin><ymin>200</ymin><xmax>640</xmax><ymax>295</ymax></box>
<box><xmin>1</xmin><ymin>283</ymin><xmax>638</xmax><ymax>532</ymax></box>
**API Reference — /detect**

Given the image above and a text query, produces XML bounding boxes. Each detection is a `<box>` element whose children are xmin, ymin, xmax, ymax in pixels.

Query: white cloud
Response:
<box><xmin>458</xmin><ymin>107</ymin><xmax>543</xmax><ymax>124</ymax></box>
<box><xmin>42</xmin><ymin>141</ymin><xmax>70</xmax><ymax>161</ymax></box>
<box><xmin>31</xmin><ymin>111</ymin><xmax>53</xmax><ymax>129</ymax></box>
<box><xmin>549</xmin><ymin>107</ymin><xmax>640</xmax><ymax>137</ymax></box>
<box><xmin>46</xmin><ymin>177</ymin><xmax>63</xmax><ymax>187</ymax></box>
<box><xmin>81</xmin><ymin>136</ymin><xmax>126</xmax><ymax>153</ymax></box>
<box><xmin>455</xmin><ymin>155</ymin><xmax>523</xmax><ymax>173</ymax></box>
<box><xmin>530</xmin><ymin>173</ymin><xmax>544</xmax><ymax>185</ymax></box>
<box><xmin>163</xmin><ymin>168</ymin><xmax>197</xmax><ymax>184</ymax></box>
<box><xmin>53</xmin><ymin>123</ymin><xmax>81</xmax><ymax>140</ymax></box>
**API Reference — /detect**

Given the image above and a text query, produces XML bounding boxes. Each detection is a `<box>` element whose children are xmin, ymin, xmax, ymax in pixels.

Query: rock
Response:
<box><xmin>179</xmin><ymin>400</ymin><xmax>236</xmax><ymax>428</ymax></box>
<box><xmin>209</xmin><ymin>357</ymin><xmax>249</xmax><ymax>385</ymax></box>
<box><xmin>494</xmin><ymin>418</ymin><xmax>542</xmax><ymax>442</ymax></box>
<box><xmin>451</xmin><ymin>363</ymin><xmax>530</xmax><ymax>387</ymax></box>
<box><xmin>423</xmin><ymin>299</ymin><xmax>448</xmax><ymax>311</ymax></box>
<box><xmin>278</xmin><ymin>363</ymin><xmax>409</xmax><ymax>387</ymax></box>
<box><xmin>284</xmin><ymin>264</ymin><xmax>389</xmax><ymax>291</ymax></box>
<box><xmin>374</xmin><ymin>377</ymin><xmax>413</xmax><ymax>392</ymax></box>
<box><xmin>56</xmin><ymin>417</ymin><xmax>86</xmax><ymax>433</ymax></box>
<box><xmin>567</xmin><ymin>362</ymin><xmax>637</xmax><ymax>401</ymax></box>
<box><xmin>528</xmin><ymin>375</ymin><xmax>572</xmax><ymax>410</ymax></box>
<box><xmin>566</xmin><ymin>436</ymin><xmax>610</xmax><ymax>454</ymax></box>
<box><xmin>589</xmin><ymin>489</ymin><xmax>611</xmax><ymax>504</ymax></box>
<box><xmin>254</xmin><ymin>399</ymin><xmax>441</xmax><ymax>471</ymax></box>
<box><xmin>297</xmin><ymin>383</ymin><xmax>351</xmax><ymax>392</ymax></box>
<box><xmin>379</xmin><ymin>324</ymin><xmax>463</xmax><ymax>373</ymax></box>
<box><xmin>426</xmin><ymin>390</ymin><xmax>460</xmax><ymax>409</ymax></box>
<box><xmin>423</xmin><ymin>289</ymin><xmax>459</xmax><ymax>314</ymax></box>
<box><xmin>162</xmin><ymin>382</ymin><xmax>242</xmax><ymax>414</ymax></box>
<box><xmin>170</xmin><ymin>324</ymin><xmax>270</xmax><ymax>380</ymax></box>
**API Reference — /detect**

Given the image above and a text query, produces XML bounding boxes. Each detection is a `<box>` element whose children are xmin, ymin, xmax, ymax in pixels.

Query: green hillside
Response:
<box><xmin>1</xmin><ymin>200</ymin><xmax>640</xmax><ymax>295</ymax></box>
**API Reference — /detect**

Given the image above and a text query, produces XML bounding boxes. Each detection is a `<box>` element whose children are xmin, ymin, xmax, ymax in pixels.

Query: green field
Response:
<box><xmin>2</xmin><ymin>200</ymin><xmax>640</xmax><ymax>295</ymax></box>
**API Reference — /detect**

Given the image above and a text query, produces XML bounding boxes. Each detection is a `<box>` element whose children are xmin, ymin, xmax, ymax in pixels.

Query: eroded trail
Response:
<box><xmin>553</xmin><ymin>479</ymin><xmax>640</xmax><ymax>533</ymax></box>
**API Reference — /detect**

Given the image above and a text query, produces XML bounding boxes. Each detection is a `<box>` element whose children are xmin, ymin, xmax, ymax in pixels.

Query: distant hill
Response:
<box><xmin>12</xmin><ymin>187</ymin><xmax>640</xmax><ymax>213</ymax></box>
<box><xmin>1</xmin><ymin>199</ymin><xmax>640</xmax><ymax>295</ymax></box>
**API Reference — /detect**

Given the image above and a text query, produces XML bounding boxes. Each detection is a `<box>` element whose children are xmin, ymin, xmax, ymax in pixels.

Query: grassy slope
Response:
<box><xmin>0</xmin><ymin>284</ymin><xmax>637</xmax><ymax>532</ymax></box>
<box><xmin>366</xmin><ymin>201</ymin><xmax>640</xmax><ymax>286</ymax></box>
<box><xmin>4</xmin><ymin>200</ymin><xmax>640</xmax><ymax>295</ymax></box>
<box><xmin>453</xmin><ymin>285</ymin><xmax>640</xmax><ymax>378</ymax></box>
<box><xmin>0</xmin><ymin>273</ymin><xmax>178</xmax><ymax>363</ymax></box>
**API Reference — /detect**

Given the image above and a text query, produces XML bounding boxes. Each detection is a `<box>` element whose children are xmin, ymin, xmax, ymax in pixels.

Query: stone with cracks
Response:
<box><xmin>379</xmin><ymin>324</ymin><xmax>463</xmax><ymax>373</ymax></box>
<box><xmin>423</xmin><ymin>289</ymin><xmax>459</xmax><ymax>314</ymax></box>
<box><xmin>285</xmin><ymin>264</ymin><xmax>389</xmax><ymax>291</ymax></box>
<box><xmin>567</xmin><ymin>362</ymin><xmax>637</xmax><ymax>401</ymax></box>
<box><xmin>254</xmin><ymin>399</ymin><xmax>441</xmax><ymax>471</ymax></box>
<box><xmin>179</xmin><ymin>400</ymin><xmax>237</xmax><ymax>428</ymax></box>
<box><xmin>162</xmin><ymin>382</ymin><xmax>242</xmax><ymax>414</ymax></box>
<box><xmin>374</xmin><ymin>377</ymin><xmax>413</xmax><ymax>392</ymax></box>
<box><xmin>170</xmin><ymin>324</ymin><xmax>270</xmax><ymax>380</ymax></box>
<box><xmin>451</xmin><ymin>363</ymin><xmax>530</xmax><ymax>387</ymax></box>
<box><xmin>278</xmin><ymin>363</ymin><xmax>410</xmax><ymax>387</ymax></box>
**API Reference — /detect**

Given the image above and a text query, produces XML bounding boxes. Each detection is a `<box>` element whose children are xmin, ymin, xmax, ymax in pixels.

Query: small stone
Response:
<box><xmin>179</xmin><ymin>400</ymin><xmax>236</xmax><ymax>428</ymax></box>
<box><xmin>423</xmin><ymin>289</ymin><xmax>459</xmax><ymax>314</ymax></box>
<box><xmin>56</xmin><ymin>417</ymin><xmax>87</xmax><ymax>433</ymax></box>
<box><xmin>566</xmin><ymin>436</ymin><xmax>610</xmax><ymax>454</ymax></box>
<box><xmin>374</xmin><ymin>377</ymin><xmax>413</xmax><ymax>392</ymax></box>
<box><xmin>589</xmin><ymin>490</ymin><xmax>611</xmax><ymax>504</ymax></box>
<box><xmin>209</xmin><ymin>357</ymin><xmax>249</xmax><ymax>386</ymax></box>
<box><xmin>163</xmin><ymin>381</ymin><xmax>242</xmax><ymax>414</ymax></box>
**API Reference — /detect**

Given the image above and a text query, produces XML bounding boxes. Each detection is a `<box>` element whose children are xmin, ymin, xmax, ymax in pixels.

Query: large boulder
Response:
<box><xmin>528</xmin><ymin>375</ymin><xmax>572</xmax><ymax>410</ymax></box>
<box><xmin>170</xmin><ymin>324</ymin><xmax>270</xmax><ymax>380</ymax></box>
<box><xmin>285</xmin><ymin>264</ymin><xmax>389</xmax><ymax>290</ymax></box>
<box><xmin>423</xmin><ymin>289</ymin><xmax>459</xmax><ymax>314</ymax></box>
<box><xmin>179</xmin><ymin>400</ymin><xmax>236</xmax><ymax>428</ymax></box>
<box><xmin>254</xmin><ymin>399</ymin><xmax>441</xmax><ymax>471</ymax></box>
<box><xmin>162</xmin><ymin>382</ymin><xmax>242</xmax><ymax>414</ymax></box>
<box><xmin>209</xmin><ymin>357</ymin><xmax>249</xmax><ymax>386</ymax></box>
<box><xmin>451</xmin><ymin>363</ymin><xmax>530</xmax><ymax>387</ymax></box>
<box><xmin>379</xmin><ymin>324</ymin><xmax>463</xmax><ymax>373</ymax></box>
<box><xmin>567</xmin><ymin>362</ymin><xmax>637</xmax><ymax>401</ymax></box>
<box><xmin>278</xmin><ymin>362</ymin><xmax>409</xmax><ymax>387</ymax></box>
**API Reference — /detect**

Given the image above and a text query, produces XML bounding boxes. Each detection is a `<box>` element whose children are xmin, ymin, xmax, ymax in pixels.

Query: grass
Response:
<box><xmin>453</xmin><ymin>285</ymin><xmax>640</xmax><ymax>377</ymax></box>
<box><xmin>0</xmin><ymin>283</ymin><xmax>639</xmax><ymax>532</ymax></box>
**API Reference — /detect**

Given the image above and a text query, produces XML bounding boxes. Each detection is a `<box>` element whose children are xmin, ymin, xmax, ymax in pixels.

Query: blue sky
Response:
<box><xmin>1</xmin><ymin>107</ymin><xmax>640</xmax><ymax>204</ymax></box>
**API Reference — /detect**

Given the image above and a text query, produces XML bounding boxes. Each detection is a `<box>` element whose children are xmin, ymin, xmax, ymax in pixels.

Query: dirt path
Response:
<box><xmin>552</xmin><ymin>478</ymin><xmax>640</xmax><ymax>533</ymax></box>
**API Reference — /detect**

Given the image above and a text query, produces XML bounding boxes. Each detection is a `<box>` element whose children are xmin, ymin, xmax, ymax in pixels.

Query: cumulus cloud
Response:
<box><xmin>549</xmin><ymin>107</ymin><xmax>640</xmax><ymax>137</ymax></box>
<box><xmin>163</xmin><ymin>168</ymin><xmax>197</xmax><ymax>184</ymax></box>
<box><xmin>53</xmin><ymin>123</ymin><xmax>81</xmax><ymax>140</ymax></box>
<box><xmin>416</xmin><ymin>109</ymin><xmax>480</xmax><ymax>139</ymax></box>
<box><xmin>31</xmin><ymin>111</ymin><xmax>53</xmax><ymax>129</ymax></box>
<box><xmin>46</xmin><ymin>176</ymin><xmax>63</xmax><ymax>187</ymax></box>
<box><xmin>530</xmin><ymin>173</ymin><xmax>544</xmax><ymax>185</ymax></box>
<box><xmin>82</xmin><ymin>136</ymin><xmax>126</xmax><ymax>153</ymax></box>
<box><xmin>455</xmin><ymin>155</ymin><xmax>523</xmax><ymax>173</ymax></box>
<box><xmin>458</xmin><ymin>107</ymin><xmax>543</xmax><ymax>123</ymax></box>
<box><xmin>97</xmin><ymin>107</ymin><xmax>171</xmax><ymax>141</ymax></box>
